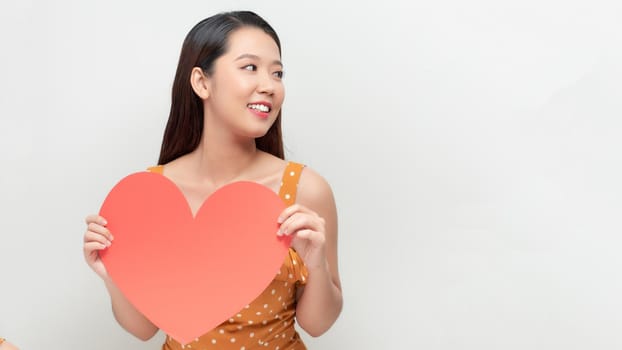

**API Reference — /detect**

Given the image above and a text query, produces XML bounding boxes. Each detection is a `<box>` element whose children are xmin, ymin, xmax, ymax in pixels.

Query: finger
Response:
<box><xmin>84</xmin><ymin>231</ymin><xmax>112</xmax><ymax>247</ymax></box>
<box><xmin>87</xmin><ymin>222</ymin><xmax>114</xmax><ymax>241</ymax></box>
<box><xmin>277</xmin><ymin>204</ymin><xmax>317</xmax><ymax>224</ymax></box>
<box><xmin>299</xmin><ymin>229</ymin><xmax>325</xmax><ymax>244</ymax></box>
<box><xmin>85</xmin><ymin>214</ymin><xmax>108</xmax><ymax>226</ymax></box>
<box><xmin>278</xmin><ymin>213</ymin><xmax>323</xmax><ymax>236</ymax></box>
<box><xmin>83</xmin><ymin>241</ymin><xmax>108</xmax><ymax>255</ymax></box>
<box><xmin>279</xmin><ymin>213</ymin><xmax>315</xmax><ymax>235</ymax></box>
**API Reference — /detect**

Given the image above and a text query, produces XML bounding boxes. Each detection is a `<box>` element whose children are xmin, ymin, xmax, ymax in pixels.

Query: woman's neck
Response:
<box><xmin>184</xmin><ymin>126</ymin><xmax>260</xmax><ymax>187</ymax></box>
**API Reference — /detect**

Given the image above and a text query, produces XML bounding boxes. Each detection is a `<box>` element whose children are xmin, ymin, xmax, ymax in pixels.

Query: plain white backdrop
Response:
<box><xmin>1</xmin><ymin>0</ymin><xmax>621</xmax><ymax>349</ymax></box>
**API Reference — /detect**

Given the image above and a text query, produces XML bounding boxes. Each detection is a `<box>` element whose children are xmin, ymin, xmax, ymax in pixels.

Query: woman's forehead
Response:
<box><xmin>224</xmin><ymin>27</ymin><xmax>281</xmax><ymax>59</ymax></box>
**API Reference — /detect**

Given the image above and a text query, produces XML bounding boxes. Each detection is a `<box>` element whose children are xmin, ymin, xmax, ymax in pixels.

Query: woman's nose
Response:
<box><xmin>257</xmin><ymin>72</ymin><xmax>275</xmax><ymax>95</ymax></box>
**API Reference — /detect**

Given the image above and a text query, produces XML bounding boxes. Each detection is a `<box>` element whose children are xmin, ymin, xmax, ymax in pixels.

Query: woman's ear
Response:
<box><xmin>190</xmin><ymin>67</ymin><xmax>210</xmax><ymax>99</ymax></box>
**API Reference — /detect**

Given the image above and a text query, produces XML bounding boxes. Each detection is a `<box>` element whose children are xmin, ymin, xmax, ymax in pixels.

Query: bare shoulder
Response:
<box><xmin>159</xmin><ymin>153</ymin><xmax>189</xmax><ymax>180</ymax></box>
<box><xmin>257</xmin><ymin>151</ymin><xmax>288</xmax><ymax>174</ymax></box>
<box><xmin>297</xmin><ymin>165</ymin><xmax>336</xmax><ymax>209</ymax></box>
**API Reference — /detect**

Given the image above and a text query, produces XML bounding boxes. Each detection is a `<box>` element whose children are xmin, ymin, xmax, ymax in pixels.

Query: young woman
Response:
<box><xmin>83</xmin><ymin>11</ymin><xmax>342</xmax><ymax>349</ymax></box>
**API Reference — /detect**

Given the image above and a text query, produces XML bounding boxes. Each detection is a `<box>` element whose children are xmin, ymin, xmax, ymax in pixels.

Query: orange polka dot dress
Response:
<box><xmin>149</xmin><ymin>162</ymin><xmax>309</xmax><ymax>350</ymax></box>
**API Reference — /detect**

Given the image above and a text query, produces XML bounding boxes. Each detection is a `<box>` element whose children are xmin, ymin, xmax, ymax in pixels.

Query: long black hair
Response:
<box><xmin>158</xmin><ymin>11</ymin><xmax>284</xmax><ymax>165</ymax></box>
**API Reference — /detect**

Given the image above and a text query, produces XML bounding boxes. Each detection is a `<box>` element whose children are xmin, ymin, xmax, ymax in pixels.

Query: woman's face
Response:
<box><xmin>203</xmin><ymin>26</ymin><xmax>285</xmax><ymax>139</ymax></box>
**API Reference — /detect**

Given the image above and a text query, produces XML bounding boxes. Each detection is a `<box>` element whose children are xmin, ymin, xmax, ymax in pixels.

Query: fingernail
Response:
<box><xmin>277</xmin><ymin>217</ymin><xmax>284</xmax><ymax>224</ymax></box>
<box><xmin>110</xmin><ymin>235</ymin><xmax>114</xmax><ymax>241</ymax></box>
<box><xmin>102</xmin><ymin>219</ymin><xmax>108</xmax><ymax>225</ymax></box>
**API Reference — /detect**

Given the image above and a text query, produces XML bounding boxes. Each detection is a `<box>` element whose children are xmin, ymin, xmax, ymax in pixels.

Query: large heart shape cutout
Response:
<box><xmin>99</xmin><ymin>172</ymin><xmax>289</xmax><ymax>345</ymax></box>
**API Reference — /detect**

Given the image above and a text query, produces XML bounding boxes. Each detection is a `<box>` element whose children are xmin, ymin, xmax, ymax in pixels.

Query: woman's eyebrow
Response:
<box><xmin>235</xmin><ymin>53</ymin><xmax>283</xmax><ymax>67</ymax></box>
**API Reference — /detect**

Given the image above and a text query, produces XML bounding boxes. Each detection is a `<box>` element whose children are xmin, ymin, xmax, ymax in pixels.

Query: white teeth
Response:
<box><xmin>248</xmin><ymin>104</ymin><xmax>270</xmax><ymax>112</ymax></box>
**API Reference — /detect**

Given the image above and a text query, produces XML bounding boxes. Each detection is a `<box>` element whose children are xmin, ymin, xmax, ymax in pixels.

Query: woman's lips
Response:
<box><xmin>247</xmin><ymin>101</ymin><xmax>272</xmax><ymax>119</ymax></box>
<box><xmin>248</xmin><ymin>107</ymin><xmax>270</xmax><ymax>119</ymax></box>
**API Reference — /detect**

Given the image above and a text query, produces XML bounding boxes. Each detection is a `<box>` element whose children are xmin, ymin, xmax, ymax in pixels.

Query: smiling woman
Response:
<box><xmin>185</xmin><ymin>26</ymin><xmax>286</xmax><ymax>150</ymax></box>
<box><xmin>157</xmin><ymin>12</ymin><xmax>287</xmax><ymax>165</ymax></box>
<box><xmin>82</xmin><ymin>10</ymin><xmax>342</xmax><ymax>350</ymax></box>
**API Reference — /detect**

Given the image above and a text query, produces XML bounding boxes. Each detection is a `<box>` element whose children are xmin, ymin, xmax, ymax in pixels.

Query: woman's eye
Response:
<box><xmin>243</xmin><ymin>64</ymin><xmax>257</xmax><ymax>71</ymax></box>
<box><xmin>274</xmin><ymin>71</ymin><xmax>284</xmax><ymax>79</ymax></box>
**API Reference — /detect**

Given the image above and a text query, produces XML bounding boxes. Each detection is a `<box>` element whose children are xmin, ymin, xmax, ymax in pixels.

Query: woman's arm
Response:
<box><xmin>104</xmin><ymin>277</ymin><xmax>160</xmax><ymax>340</ymax></box>
<box><xmin>277</xmin><ymin>168</ymin><xmax>343</xmax><ymax>336</ymax></box>
<box><xmin>84</xmin><ymin>215</ymin><xmax>159</xmax><ymax>340</ymax></box>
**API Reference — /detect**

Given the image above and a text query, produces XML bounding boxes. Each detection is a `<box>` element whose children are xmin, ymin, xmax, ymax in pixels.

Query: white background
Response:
<box><xmin>1</xmin><ymin>0</ymin><xmax>621</xmax><ymax>349</ymax></box>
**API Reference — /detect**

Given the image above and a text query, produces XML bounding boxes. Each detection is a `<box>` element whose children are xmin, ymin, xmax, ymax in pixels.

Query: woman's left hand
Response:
<box><xmin>277</xmin><ymin>204</ymin><xmax>327</xmax><ymax>270</ymax></box>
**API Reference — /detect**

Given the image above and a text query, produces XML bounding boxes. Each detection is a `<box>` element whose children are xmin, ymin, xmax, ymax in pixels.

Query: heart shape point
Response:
<box><xmin>99</xmin><ymin>172</ymin><xmax>289</xmax><ymax>344</ymax></box>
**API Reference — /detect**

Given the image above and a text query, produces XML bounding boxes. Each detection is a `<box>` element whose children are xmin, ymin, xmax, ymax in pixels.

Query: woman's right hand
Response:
<box><xmin>83</xmin><ymin>214</ymin><xmax>114</xmax><ymax>280</ymax></box>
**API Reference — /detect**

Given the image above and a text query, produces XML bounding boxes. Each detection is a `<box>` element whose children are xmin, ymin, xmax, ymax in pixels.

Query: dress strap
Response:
<box><xmin>147</xmin><ymin>165</ymin><xmax>164</xmax><ymax>174</ymax></box>
<box><xmin>278</xmin><ymin>162</ymin><xmax>305</xmax><ymax>205</ymax></box>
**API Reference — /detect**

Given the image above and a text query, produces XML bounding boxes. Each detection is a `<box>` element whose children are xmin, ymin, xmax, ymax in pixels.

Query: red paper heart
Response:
<box><xmin>99</xmin><ymin>172</ymin><xmax>289</xmax><ymax>344</ymax></box>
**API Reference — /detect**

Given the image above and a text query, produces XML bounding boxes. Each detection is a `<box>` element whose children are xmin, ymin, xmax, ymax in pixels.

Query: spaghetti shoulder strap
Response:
<box><xmin>147</xmin><ymin>165</ymin><xmax>164</xmax><ymax>174</ymax></box>
<box><xmin>278</xmin><ymin>162</ymin><xmax>305</xmax><ymax>206</ymax></box>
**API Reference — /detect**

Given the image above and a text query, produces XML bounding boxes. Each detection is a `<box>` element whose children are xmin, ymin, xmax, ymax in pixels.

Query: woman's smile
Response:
<box><xmin>247</xmin><ymin>101</ymin><xmax>272</xmax><ymax>119</ymax></box>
